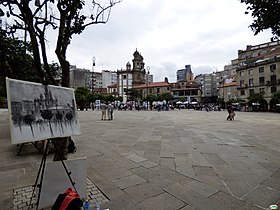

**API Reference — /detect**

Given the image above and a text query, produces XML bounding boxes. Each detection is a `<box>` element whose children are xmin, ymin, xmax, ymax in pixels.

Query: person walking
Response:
<box><xmin>100</xmin><ymin>102</ymin><xmax>108</xmax><ymax>120</ymax></box>
<box><xmin>227</xmin><ymin>105</ymin><xmax>234</xmax><ymax>121</ymax></box>
<box><xmin>107</xmin><ymin>102</ymin><xmax>114</xmax><ymax>120</ymax></box>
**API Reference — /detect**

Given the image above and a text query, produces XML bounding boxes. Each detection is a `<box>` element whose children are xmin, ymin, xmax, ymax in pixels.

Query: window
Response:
<box><xmin>271</xmin><ymin>75</ymin><xmax>277</xmax><ymax>83</ymax></box>
<box><xmin>240</xmin><ymin>80</ymin><xmax>244</xmax><ymax>86</ymax></box>
<box><xmin>240</xmin><ymin>71</ymin><xmax>244</xmax><ymax>77</ymax></box>
<box><xmin>270</xmin><ymin>64</ymin><xmax>276</xmax><ymax>71</ymax></box>
<box><xmin>240</xmin><ymin>90</ymin><xmax>245</xmax><ymax>95</ymax></box>
<box><xmin>271</xmin><ymin>86</ymin><xmax>277</xmax><ymax>93</ymax></box>
<box><xmin>259</xmin><ymin>88</ymin><xmax>265</xmax><ymax>93</ymax></box>
<box><xmin>249</xmin><ymin>89</ymin><xmax>255</xmax><ymax>95</ymax></box>
<box><xmin>259</xmin><ymin>67</ymin><xmax>264</xmax><ymax>73</ymax></box>
<box><xmin>249</xmin><ymin>78</ymin><xmax>254</xmax><ymax>86</ymax></box>
<box><xmin>123</xmin><ymin>75</ymin><xmax>127</xmax><ymax>79</ymax></box>
<box><xmin>259</xmin><ymin>77</ymin><xmax>265</xmax><ymax>85</ymax></box>
<box><xmin>249</xmin><ymin>69</ymin><xmax>253</xmax><ymax>75</ymax></box>
<box><xmin>157</xmin><ymin>88</ymin><xmax>160</xmax><ymax>93</ymax></box>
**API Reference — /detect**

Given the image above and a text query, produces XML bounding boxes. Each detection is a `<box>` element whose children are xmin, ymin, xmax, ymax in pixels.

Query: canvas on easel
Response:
<box><xmin>6</xmin><ymin>78</ymin><xmax>81</xmax><ymax>144</ymax></box>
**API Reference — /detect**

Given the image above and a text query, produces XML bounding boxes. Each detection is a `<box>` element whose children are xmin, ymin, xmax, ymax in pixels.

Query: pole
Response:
<box><xmin>146</xmin><ymin>66</ymin><xmax>150</xmax><ymax>110</ymax></box>
<box><xmin>92</xmin><ymin>56</ymin><xmax>96</xmax><ymax>94</ymax></box>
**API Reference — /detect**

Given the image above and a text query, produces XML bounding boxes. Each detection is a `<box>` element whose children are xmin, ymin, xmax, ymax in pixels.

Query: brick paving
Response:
<box><xmin>13</xmin><ymin>178</ymin><xmax>109</xmax><ymax>209</ymax></box>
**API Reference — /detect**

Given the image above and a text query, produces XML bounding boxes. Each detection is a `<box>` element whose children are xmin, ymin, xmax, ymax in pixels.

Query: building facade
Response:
<box><xmin>235</xmin><ymin>41</ymin><xmax>280</xmax><ymax>110</ymax></box>
<box><xmin>177</xmin><ymin>65</ymin><xmax>193</xmax><ymax>82</ymax></box>
<box><xmin>102</xmin><ymin>70</ymin><xmax>117</xmax><ymax>89</ymax></box>
<box><xmin>134</xmin><ymin>81</ymin><xmax>171</xmax><ymax>99</ymax></box>
<box><xmin>170</xmin><ymin>81</ymin><xmax>202</xmax><ymax>103</ymax></box>
<box><xmin>195</xmin><ymin>73</ymin><xmax>218</xmax><ymax>103</ymax></box>
<box><xmin>117</xmin><ymin>49</ymin><xmax>147</xmax><ymax>98</ymax></box>
<box><xmin>69</xmin><ymin>65</ymin><xmax>90</xmax><ymax>89</ymax></box>
<box><xmin>117</xmin><ymin>62</ymin><xmax>133</xmax><ymax>98</ymax></box>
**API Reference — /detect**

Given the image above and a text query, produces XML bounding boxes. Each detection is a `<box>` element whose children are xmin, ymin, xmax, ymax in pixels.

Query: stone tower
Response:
<box><xmin>132</xmin><ymin>49</ymin><xmax>145</xmax><ymax>87</ymax></box>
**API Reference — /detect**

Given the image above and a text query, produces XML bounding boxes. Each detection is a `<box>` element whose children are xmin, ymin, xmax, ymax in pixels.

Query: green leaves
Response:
<box><xmin>241</xmin><ymin>0</ymin><xmax>280</xmax><ymax>38</ymax></box>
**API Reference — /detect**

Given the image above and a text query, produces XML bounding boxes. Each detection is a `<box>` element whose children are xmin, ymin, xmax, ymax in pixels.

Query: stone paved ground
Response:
<box><xmin>13</xmin><ymin>177</ymin><xmax>109</xmax><ymax>210</ymax></box>
<box><xmin>1</xmin><ymin>109</ymin><xmax>280</xmax><ymax>209</ymax></box>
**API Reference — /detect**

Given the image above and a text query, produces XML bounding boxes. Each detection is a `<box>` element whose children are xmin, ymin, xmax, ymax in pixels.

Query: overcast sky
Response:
<box><xmin>47</xmin><ymin>0</ymin><xmax>272</xmax><ymax>82</ymax></box>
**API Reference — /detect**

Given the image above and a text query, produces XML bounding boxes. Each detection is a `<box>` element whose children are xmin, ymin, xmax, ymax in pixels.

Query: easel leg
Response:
<box><xmin>52</xmin><ymin>139</ymin><xmax>78</xmax><ymax>193</ymax></box>
<box><xmin>17</xmin><ymin>144</ymin><xmax>24</xmax><ymax>156</ymax></box>
<box><xmin>28</xmin><ymin>138</ymin><xmax>78</xmax><ymax>209</ymax></box>
<box><xmin>28</xmin><ymin>140</ymin><xmax>50</xmax><ymax>209</ymax></box>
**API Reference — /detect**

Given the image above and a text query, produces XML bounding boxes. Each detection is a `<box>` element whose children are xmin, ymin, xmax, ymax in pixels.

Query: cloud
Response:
<box><xmin>45</xmin><ymin>0</ymin><xmax>272</xmax><ymax>82</ymax></box>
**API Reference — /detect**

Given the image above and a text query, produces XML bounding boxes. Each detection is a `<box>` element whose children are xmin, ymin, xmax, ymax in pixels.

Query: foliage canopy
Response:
<box><xmin>241</xmin><ymin>0</ymin><xmax>280</xmax><ymax>39</ymax></box>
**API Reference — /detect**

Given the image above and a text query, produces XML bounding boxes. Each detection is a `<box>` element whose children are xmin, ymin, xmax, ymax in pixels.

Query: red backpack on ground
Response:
<box><xmin>52</xmin><ymin>187</ymin><xmax>83</xmax><ymax>210</ymax></box>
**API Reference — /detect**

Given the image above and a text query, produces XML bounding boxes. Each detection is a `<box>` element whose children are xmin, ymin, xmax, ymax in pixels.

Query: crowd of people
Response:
<box><xmin>95</xmin><ymin>101</ymin><xmax>237</xmax><ymax>121</ymax></box>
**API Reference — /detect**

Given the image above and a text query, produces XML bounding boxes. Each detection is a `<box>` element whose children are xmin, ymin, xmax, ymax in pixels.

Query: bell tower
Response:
<box><xmin>132</xmin><ymin>49</ymin><xmax>145</xmax><ymax>86</ymax></box>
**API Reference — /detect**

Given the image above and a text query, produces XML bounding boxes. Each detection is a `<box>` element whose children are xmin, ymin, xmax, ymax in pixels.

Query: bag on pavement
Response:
<box><xmin>68</xmin><ymin>137</ymin><xmax>77</xmax><ymax>153</ymax></box>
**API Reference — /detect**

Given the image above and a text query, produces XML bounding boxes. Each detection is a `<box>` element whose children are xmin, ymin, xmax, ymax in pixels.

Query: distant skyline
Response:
<box><xmin>45</xmin><ymin>0</ymin><xmax>272</xmax><ymax>82</ymax></box>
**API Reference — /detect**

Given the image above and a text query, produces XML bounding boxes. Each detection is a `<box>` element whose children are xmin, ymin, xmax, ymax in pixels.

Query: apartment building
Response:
<box><xmin>170</xmin><ymin>81</ymin><xmax>202</xmax><ymax>103</ymax></box>
<box><xmin>69</xmin><ymin>65</ymin><xmax>90</xmax><ymax>89</ymax></box>
<box><xmin>217</xmin><ymin>61</ymin><xmax>238</xmax><ymax>102</ymax></box>
<box><xmin>195</xmin><ymin>73</ymin><xmax>218</xmax><ymax>103</ymax></box>
<box><xmin>177</xmin><ymin>65</ymin><xmax>193</xmax><ymax>82</ymax></box>
<box><xmin>70</xmin><ymin>65</ymin><xmax>103</xmax><ymax>92</ymax></box>
<box><xmin>102</xmin><ymin>70</ymin><xmax>117</xmax><ymax>89</ymax></box>
<box><xmin>134</xmin><ymin>81</ymin><xmax>171</xmax><ymax>99</ymax></box>
<box><xmin>236</xmin><ymin>41</ymin><xmax>280</xmax><ymax>110</ymax></box>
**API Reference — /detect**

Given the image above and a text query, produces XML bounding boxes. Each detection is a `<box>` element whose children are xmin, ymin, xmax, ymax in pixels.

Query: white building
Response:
<box><xmin>102</xmin><ymin>70</ymin><xmax>117</xmax><ymax>88</ymax></box>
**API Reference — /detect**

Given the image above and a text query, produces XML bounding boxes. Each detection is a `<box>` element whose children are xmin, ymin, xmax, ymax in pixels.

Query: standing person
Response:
<box><xmin>107</xmin><ymin>102</ymin><xmax>114</xmax><ymax>120</ymax></box>
<box><xmin>100</xmin><ymin>102</ymin><xmax>108</xmax><ymax>120</ymax></box>
<box><xmin>227</xmin><ymin>105</ymin><xmax>233</xmax><ymax>121</ymax></box>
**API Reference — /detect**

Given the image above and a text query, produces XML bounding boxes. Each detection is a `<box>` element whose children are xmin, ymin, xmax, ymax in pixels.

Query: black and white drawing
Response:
<box><xmin>6</xmin><ymin>78</ymin><xmax>81</xmax><ymax>144</ymax></box>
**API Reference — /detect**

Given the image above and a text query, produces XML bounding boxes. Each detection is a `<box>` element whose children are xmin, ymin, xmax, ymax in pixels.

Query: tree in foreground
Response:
<box><xmin>241</xmin><ymin>0</ymin><xmax>280</xmax><ymax>40</ymax></box>
<box><xmin>0</xmin><ymin>0</ymin><xmax>121</xmax><ymax>87</ymax></box>
<box><xmin>0</xmin><ymin>0</ymin><xmax>121</xmax><ymax>160</ymax></box>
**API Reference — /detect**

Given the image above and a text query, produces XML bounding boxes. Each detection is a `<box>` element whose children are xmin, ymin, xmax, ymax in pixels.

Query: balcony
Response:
<box><xmin>237</xmin><ymin>84</ymin><xmax>248</xmax><ymax>89</ymax></box>
<box><xmin>266</xmin><ymin>80</ymin><xmax>278</xmax><ymax>86</ymax></box>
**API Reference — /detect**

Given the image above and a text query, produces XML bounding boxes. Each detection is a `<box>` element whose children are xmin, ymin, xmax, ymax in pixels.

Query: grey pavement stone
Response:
<box><xmin>126</xmin><ymin>154</ymin><xmax>147</xmax><ymax>163</ymax></box>
<box><xmin>124</xmin><ymin>181</ymin><xmax>163</xmax><ymax>202</ymax></box>
<box><xmin>112</xmin><ymin>174</ymin><xmax>146</xmax><ymax>189</ymax></box>
<box><xmin>181</xmin><ymin>180</ymin><xmax>219</xmax><ymax>198</ymax></box>
<box><xmin>209</xmin><ymin>191</ymin><xmax>263</xmax><ymax>210</ymax></box>
<box><xmin>1</xmin><ymin>109</ymin><xmax>280</xmax><ymax>209</ymax></box>
<box><xmin>202</xmin><ymin>153</ymin><xmax>227</xmax><ymax>165</ymax></box>
<box><xmin>189</xmin><ymin>151</ymin><xmax>211</xmax><ymax>167</ymax></box>
<box><xmin>164</xmin><ymin>183</ymin><xmax>224</xmax><ymax>210</ymax></box>
<box><xmin>160</xmin><ymin>157</ymin><xmax>175</xmax><ymax>170</ymax></box>
<box><xmin>101</xmin><ymin>195</ymin><xmax>138</xmax><ymax>210</ymax></box>
<box><xmin>138</xmin><ymin>160</ymin><xmax>158</xmax><ymax>168</ymax></box>
<box><xmin>139</xmin><ymin>192</ymin><xmax>186</xmax><ymax>210</ymax></box>
<box><xmin>242</xmin><ymin>185</ymin><xmax>280</xmax><ymax>209</ymax></box>
<box><xmin>101</xmin><ymin>167</ymin><xmax>134</xmax><ymax>181</ymax></box>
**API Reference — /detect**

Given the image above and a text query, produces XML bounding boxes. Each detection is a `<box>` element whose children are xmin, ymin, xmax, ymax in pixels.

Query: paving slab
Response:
<box><xmin>242</xmin><ymin>185</ymin><xmax>280</xmax><ymax>208</ymax></box>
<box><xmin>124</xmin><ymin>181</ymin><xmax>163</xmax><ymax>202</ymax></box>
<box><xmin>164</xmin><ymin>183</ymin><xmax>224</xmax><ymax>210</ymax></box>
<box><xmin>139</xmin><ymin>192</ymin><xmax>186</xmax><ymax>210</ymax></box>
<box><xmin>1</xmin><ymin>109</ymin><xmax>280</xmax><ymax>209</ymax></box>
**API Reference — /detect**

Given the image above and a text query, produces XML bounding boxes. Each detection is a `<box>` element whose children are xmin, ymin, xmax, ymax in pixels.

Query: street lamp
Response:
<box><xmin>146</xmin><ymin>66</ymin><xmax>150</xmax><ymax>110</ymax></box>
<box><xmin>92</xmin><ymin>56</ymin><xmax>96</xmax><ymax>93</ymax></box>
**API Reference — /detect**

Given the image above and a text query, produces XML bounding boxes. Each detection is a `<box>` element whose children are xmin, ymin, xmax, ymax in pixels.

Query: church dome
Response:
<box><xmin>133</xmin><ymin>49</ymin><xmax>140</xmax><ymax>57</ymax></box>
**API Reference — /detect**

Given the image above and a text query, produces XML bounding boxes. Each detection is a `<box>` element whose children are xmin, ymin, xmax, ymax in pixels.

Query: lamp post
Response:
<box><xmin>92</xmin><ymin>56</ymin><xmax>96</xmax><ymax>93</ymax></box>
<box><xmin>146</xmin><ymin>66</ymin><xmax>150</xmax><ymax>110</ymax></box>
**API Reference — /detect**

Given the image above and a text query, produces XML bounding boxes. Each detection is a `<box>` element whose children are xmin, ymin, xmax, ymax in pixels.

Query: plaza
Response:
<box><xmin>0</xmin><ymin>109</ymin><xmax>280</xmax><ymax>209</ymax></box>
